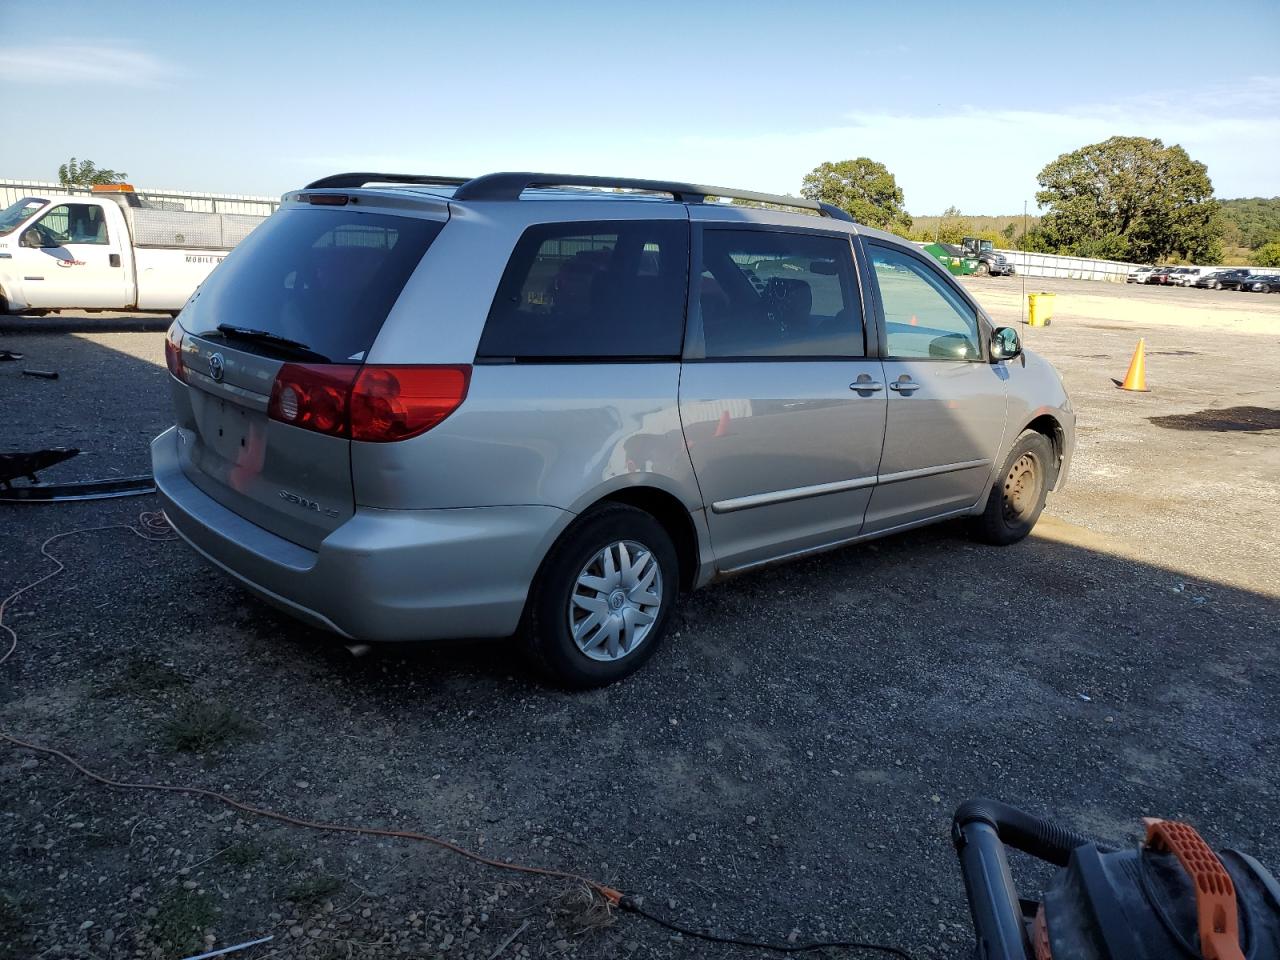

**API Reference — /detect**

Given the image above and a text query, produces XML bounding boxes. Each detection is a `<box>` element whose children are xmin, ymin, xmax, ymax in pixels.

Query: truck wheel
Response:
<box><xmin>521</xmin><ymin>504</ymin><xmax>679</xmax><ymax>689</ymax></box>
<box><xmin>971</xmin><ymin>431</ymin><xmax>1054</xmax><ymax>546</ymax></box>
<box><xmin>976</xmin><ymin>262</ymin><xmax>990</xmax><ymax>276</ymax></box>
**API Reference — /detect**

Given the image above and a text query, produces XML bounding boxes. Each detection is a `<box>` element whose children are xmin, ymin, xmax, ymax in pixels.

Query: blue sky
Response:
<box><xmin>2</xmin><ymin>0</ymin><xmax>1277</xmax><ymax>213</ymax></box>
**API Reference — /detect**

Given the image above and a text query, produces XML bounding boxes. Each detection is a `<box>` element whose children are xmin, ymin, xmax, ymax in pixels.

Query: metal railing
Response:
<box><xmin>0</xmin><ymin>179</ymin><xmax>280</xmax><ymax>217</ymax></box>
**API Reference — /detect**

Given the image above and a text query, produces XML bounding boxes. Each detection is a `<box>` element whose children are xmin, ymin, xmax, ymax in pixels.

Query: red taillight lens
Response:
<box><xmin>268</xmin><ymin>364</ymin><xmax>360</xmax><ymax>438</ymax></box>
<box><xmin>164</xmin><ymin>325</ymin><xmax>186</xmax><ymax>381</ymax></box>
<box><xmin>266</xmin><ymin>364</ymin><xmax>470</xmax><ymax>442</ymax></box>
<box><xmin>350</xmin><ymin>365</ymin><xmax>471</xmax><ymax>442</ymax></box>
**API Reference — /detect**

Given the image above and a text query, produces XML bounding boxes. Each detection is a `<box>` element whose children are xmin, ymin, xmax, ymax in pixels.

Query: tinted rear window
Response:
<box><xmin>476</xmin><ymin>219</ymin><xmax>689</xmax><ymax>361</ymax></box>
<box><xmin>185</xmin><ymin>207</ymin><xmax>442</xmax><ymax>362</ymax></box>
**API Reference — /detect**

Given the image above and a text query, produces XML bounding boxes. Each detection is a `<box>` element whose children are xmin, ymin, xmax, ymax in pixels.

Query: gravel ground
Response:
<box><xmin>1</xmin><ymin>282</ymin><xmax>1278</xmax><ymax>960</ymax></box>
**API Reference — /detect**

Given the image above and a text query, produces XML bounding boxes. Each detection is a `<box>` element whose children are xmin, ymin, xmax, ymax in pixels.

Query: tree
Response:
<box><xmin>1035</xmin><ymin>136</ymin><xmax>1222</xmax><ymax>263</ymax></box>
<box><xmin>935</xmin><ymin>205</ymin><xmax>972</xmax><ymax>245</ymax></box>
<box><xmin>1255</xmin><ymin>241</ymin><xmax>1280</xmax><ymax>268</ymax></box>
<box><xmin>800</xmin><ymin>158</ymin><xmax>911</xmax><ymax>232</ymax></box>
<box><xmin>57</xmin><ymin>158</ymin><xmax>128</xmax><ymax>187</ymax></box>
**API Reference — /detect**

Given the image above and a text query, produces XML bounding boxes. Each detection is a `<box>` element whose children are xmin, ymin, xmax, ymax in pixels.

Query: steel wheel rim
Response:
<box><xmin>568</xmin><ymin>540</ymin><xmax>663</xmax><ymax>662</ymax></box>
<box><xmin>1002</xmin><ymin>453</ymin><xmax>1040</xmax><ymax>523</ymax></box>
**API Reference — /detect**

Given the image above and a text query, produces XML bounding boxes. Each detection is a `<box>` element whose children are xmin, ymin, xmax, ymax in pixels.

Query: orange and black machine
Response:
<box><xmin>952</xmin><ymin>799</ymin><xmax>1280</xmax><ymax>959</ymax></box>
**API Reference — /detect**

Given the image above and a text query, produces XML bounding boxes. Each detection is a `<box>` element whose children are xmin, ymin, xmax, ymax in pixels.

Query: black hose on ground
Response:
<box><xmin>952</xmin><ymin>797</ymin><xmax>1104</xmax><ymax>867</ymax></box>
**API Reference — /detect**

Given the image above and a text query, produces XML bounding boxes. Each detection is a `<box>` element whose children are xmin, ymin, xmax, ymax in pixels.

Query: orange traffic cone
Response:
<box><xmin>1117</xmin><ymin>339</ymin><xmax>1150</xmax><ymax>392</ymax></box>
<box><xmin>714</xmin><ymin>409</ymin><xmax>731</xmax><ymax>437</ymax></box>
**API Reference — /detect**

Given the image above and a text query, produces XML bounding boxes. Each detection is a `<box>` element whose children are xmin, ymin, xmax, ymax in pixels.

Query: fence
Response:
<box><xmin>993</xmin><ymin>249</ymin><xmax>1140</xmax><ymax>283</ymax></box>
<box><xmin>0</xmin><ymin>179</ymin><xmax>279</xmax><ymax>217</ymax></box>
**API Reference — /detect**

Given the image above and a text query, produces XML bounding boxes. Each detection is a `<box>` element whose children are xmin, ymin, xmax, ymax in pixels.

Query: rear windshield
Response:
<box><xmin>184</xmin><ymin>207</ymin><xmax>443</xmax><ymax>362</ymax></box>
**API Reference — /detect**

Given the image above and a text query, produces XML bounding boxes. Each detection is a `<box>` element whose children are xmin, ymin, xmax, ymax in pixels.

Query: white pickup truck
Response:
<box><xmin>0</xmin><ymin>185</ymin><xmax>268</xmax><ymax>315</ymax></box>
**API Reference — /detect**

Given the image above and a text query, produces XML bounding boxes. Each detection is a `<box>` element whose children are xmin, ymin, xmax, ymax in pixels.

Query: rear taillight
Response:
<box><xmin>267</xmin><ymin>364</ymin><xmax>470</xmax><ymax>442</ymax></box>
<box><xmin>268</xmin><ymin>364</ymin><xmax>360</xmax><ymax>438</ymax></box>
<box><xmin>350</xmin><ymin>366</ymin><xmax>471</xmax><ymax>442</ymax></box>
<box><xmin>164</xmin><ymin>325</ymin><xmax>186</xmax><ymax>381</ymax></box>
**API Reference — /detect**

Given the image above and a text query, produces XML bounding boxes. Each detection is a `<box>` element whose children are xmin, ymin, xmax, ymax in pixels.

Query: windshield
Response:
<box><xmin>183</xmin><ymin>206</ymin><xmax>444</xmax><ymax>363</ymax></box>
<box><xmin>0</xmin><ymin>198</ymin><xmax>46</xmax><ymax>236</ymax></box>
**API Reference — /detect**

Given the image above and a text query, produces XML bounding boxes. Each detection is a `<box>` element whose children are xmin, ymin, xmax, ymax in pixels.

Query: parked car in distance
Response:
<box><xmin>1193</xmin><ymin>268</ymin><xmax>1254</xmax><ymax>290</ymax></box>
<box><xmin>1145</xmin><ymin>267</ymin><xmax>1177</xmax><ymax>285</ymax></box>
<box><xmin>1126</xmin><ymin>266</ymin><xmax>1155</xmax><ymax>283</ymax></box>
<box><xmin>1243</xmin><ymin>273</ymin><xmax>1280</xmax><ymax>293</ymax></box>
<box><xmin>152</xmin><ymin>171</ymin><xmax>1076</xmax><ymax>687</ymax></box>
<box><xmin>1167</xmin><ymin>267</ymin><xmax>1201</xmax><ymax>286</ymax></box>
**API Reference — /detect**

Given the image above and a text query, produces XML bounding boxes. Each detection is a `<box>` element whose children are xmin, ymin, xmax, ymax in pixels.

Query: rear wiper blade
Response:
<box><xmin>214</xmin><ymin>324</ymin><xmax>329</xmax><ymax>362</ymax></box>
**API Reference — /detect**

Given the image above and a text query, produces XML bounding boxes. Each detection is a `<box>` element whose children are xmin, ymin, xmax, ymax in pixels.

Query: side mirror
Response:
<box><xmin>990</xmin><ymin>326</ymin><xmax>1022</xmax><ymax>362</ymax></box>
<box><xmin>20</xmin><ymin>228</ymin><xmax>42</xmax><ymax>248</ymax></box>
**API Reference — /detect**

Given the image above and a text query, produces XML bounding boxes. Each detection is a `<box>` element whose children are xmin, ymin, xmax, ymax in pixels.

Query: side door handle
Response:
<box><xmin>889</xmin><ymin>378</ymin><xmax>921</xmax><ymax>394</ymax></box>
<box><xmin>850</xmin><ymin>375</ymin><xmax>883</xmax><ymax>395</ymax></box>
<box><xmin>109</xmin><ymin>253</ymin><xmax>121</xmax><ymax>267</ymax></box>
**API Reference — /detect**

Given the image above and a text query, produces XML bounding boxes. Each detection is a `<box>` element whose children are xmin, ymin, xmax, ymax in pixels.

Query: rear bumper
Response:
<box><xmin>151</xmin><ymin>427</ymin><xmax>571</xmax><ymax>642</ymax></box>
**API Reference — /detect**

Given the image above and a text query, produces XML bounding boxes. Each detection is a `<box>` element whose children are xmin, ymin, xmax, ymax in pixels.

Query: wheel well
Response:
<box><xmin>1024</xmin><ymin>414</ymin><xmax>1064</xmax><ymax>483</ymax></box>
<box><xmin>592</xmin><ymin>487</ymin><xmax>699</xmax><ymax>592</ymax></box>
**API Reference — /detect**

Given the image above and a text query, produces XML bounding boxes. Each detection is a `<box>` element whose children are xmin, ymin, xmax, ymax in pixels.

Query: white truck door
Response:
<box><xmin>17</xmin><ymin>200</ymin><xmax>131</xmax><ymax>309</ymax></box>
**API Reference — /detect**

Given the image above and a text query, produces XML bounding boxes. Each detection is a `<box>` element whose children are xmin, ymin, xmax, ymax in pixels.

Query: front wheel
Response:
<box><xmin>976</xmin><ymin>262</ymin><xmax>991</xmax><ymax>276</ymax></box>
<box><xmin>971</xmin><ymin>431</ymin><xmax>1054</xmax><ymax>545</ymax></box>
<box><xmin>1213</xmin><ymin>281</ymin><xmax>1224</xmax><ymax>290</ymax></box>
<box><xmin>522</xmin><ymin>504</ymin><xmax>679</xmax><ymax>688</ymax></box>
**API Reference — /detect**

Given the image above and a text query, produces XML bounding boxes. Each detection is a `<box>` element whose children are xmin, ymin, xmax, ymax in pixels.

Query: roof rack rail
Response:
<box><xmin>451</xmin><ymin>173</ymin><xmax>854</xmax><ymax>222</ymax></box>
<box><xmin>303</xmin><ymin>173</ymin><xmax>471</xmax><ymax>190</ymax></box>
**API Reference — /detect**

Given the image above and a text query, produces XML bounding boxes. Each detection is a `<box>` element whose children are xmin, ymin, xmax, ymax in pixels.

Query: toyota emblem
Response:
<box><xmin>208</xmin><ymin>353</ymin><xmax>225</xmax><ymax>382</ymax></box>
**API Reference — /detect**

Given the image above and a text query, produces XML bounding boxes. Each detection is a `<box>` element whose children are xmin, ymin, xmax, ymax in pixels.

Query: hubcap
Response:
<box><xmin>1002</xmin><ymin>453</ymin><xmax>1040</xmax><ymax>522</ymax></box>
<box><xmin>568</xmin><ymin>540</ymin><xmax>663</xmax><ymax>662</ymax></box>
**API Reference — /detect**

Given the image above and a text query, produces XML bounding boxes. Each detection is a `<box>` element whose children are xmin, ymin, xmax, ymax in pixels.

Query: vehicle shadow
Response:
<box><xmin>0</xmin><ymin>324</ymin><xmax>171</xmax><ymax>482</ymax></box>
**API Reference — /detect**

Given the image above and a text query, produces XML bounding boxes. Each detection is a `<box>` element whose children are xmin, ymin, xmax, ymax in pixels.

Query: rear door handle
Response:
<box><xmin>889</xmin><ymin>379</ymin><xmax>921</xmax><ymax>394</ymax></box>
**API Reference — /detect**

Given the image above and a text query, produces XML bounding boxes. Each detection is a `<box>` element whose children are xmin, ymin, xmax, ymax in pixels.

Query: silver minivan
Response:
<box><xmin>153</xmin><ymin>172</ymin><xmax>1074</xmax><ymax>687</ymax></box>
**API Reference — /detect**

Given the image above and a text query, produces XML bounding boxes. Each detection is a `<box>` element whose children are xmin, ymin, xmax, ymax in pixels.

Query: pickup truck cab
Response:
<box><xmin>0</xmin><ymin>185</ymin><xmax>267</xmax><ymax>315</ymax></box>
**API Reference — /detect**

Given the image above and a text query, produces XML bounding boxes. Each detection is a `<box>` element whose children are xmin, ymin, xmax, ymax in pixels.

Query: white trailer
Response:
<box><xmin>0</xmin><ymin>184</ymin><xmax>270</xmax><ymax>314</ymax></box>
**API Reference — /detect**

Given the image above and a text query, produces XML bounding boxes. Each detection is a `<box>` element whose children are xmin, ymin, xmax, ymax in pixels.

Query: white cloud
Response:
<box><xmin>284</xmin><ymin>78</ymin><xmax>1280</xmax><ymax>212</ymax></box>
<box><xmin>661</xmin><ymin>78</ymin><xmax>1280</xmax><ymax>213</ymax></box>
<box><xmin>0</xmin><ymin>41</ymin><xmax>175</xmax><ymax>88</ymax></box>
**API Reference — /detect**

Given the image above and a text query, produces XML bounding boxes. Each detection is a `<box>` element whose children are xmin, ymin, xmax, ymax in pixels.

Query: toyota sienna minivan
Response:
<box><xmin>153</xmin><ymin>172</ymin><xmax>1074</xmax><ymax>687</ymax></box>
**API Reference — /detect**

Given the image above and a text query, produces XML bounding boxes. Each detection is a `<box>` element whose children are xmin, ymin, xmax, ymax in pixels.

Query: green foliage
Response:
<box><xmin>1035</xmin><ymin>136</ymin><xmax>1222</xmax><ymax>263</ymax></box>
<box><xmin>287</xmin><ymin>873</ymin><xmax>341</xmax><ymax>904</ymax></box>
<box><xmin>1219</xmin><ymin>197</ymin><xmax>1280</xmax><ymax>250</ymax></box>
<box><xmin>800</xmin><ymin>158</ymin><xmax>911</xmax><ymax>231</ymax></box>
<box><xmin>56</xmin><ymin>157</ymin><xmax>128</xmax><ymax>187</ymax></box>
<box><xmin>148</xmin><ymin>889</ymin><xmax>217</xmax><ymax>954</ymax></box>
<box><xmin>910</xmin><ymin>212</ymin><xmax>1042</xmax><ymax>247</ymax></box>
<box><xmin>222</xmin><ymin>841</ymin><xmax>266</xmax><ymax>868</ymax></box>
<box><xmin>162</xmin><ymin>699</ymin><xmax>256</xmax><ymax>753</ymax></box>
<box><xmin>1255</xmin><ymin>241</ymin><xmax>1280</xmax><ymax>268</ymax></box>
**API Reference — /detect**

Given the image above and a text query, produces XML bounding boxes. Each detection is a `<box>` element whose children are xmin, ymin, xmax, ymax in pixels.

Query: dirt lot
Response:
<box><xmin>1</xmin><ymin>280</ymin><xmax>1278</xmax><ymax>960</ymax></box>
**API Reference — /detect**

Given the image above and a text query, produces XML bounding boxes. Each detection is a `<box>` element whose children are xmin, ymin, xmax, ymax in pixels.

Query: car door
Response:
<box><xmin>679</xmin><ymin>220</ymin><xmax>887</xmax><ymax>572</ymax></box>
<box><xmin>859</xmin><ymin>240</ymin><xmax>1008</xmax><ymax>533</ymax></box>
<box><xmin>19</xmin><ymin>201</ymin><xmax>129</xmax><ymax>309</ymax></box>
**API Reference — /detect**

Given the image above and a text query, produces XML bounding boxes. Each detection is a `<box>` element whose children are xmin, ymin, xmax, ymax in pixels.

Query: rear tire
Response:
<box><xmin>521</xmin><ymin>504</ymin><xmax>679</xmax><ymax>688</ymax></box>
<box><xmin>971</xmin><ymin>431</ymin><xmax>1054</xmax><ymax>546</ymax></box>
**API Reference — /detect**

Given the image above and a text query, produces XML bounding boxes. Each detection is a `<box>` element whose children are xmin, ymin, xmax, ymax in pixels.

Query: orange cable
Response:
<box><xmin>0</xmin><ymin>732</ymin><xmax>622</xmax><ymax>905</ymax></box>
<box><xmin>0</xmin><ymin>514</ymin><xmax>623</xmax><ymax>906</ymax></box>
